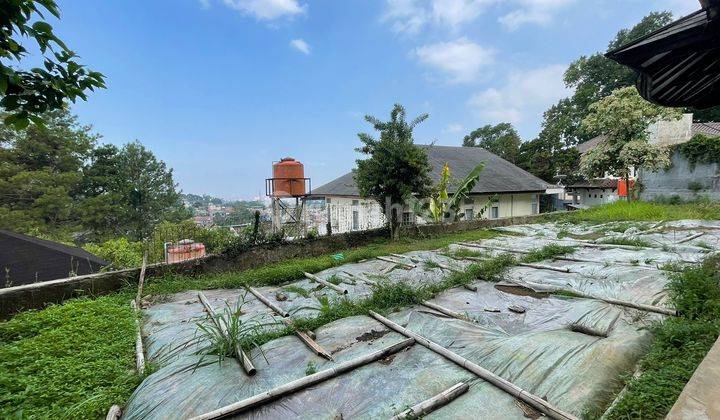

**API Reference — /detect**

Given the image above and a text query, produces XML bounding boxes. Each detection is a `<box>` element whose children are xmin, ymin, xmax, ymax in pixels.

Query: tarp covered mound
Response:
<box><xmin>122</xmin><ymin>220</ymin><xmax>715</xmax><ymax>419</ymax></box>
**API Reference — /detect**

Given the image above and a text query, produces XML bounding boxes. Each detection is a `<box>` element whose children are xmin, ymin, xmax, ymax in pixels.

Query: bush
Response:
<box><xmin>84</xmin><ymin>238</ymin><xmax>144</xmax><ymax>269</ymax></box>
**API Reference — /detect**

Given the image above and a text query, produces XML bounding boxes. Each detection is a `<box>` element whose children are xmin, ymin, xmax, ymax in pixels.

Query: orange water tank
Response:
<box><xmin>272</xmin><ymin>157</ymin><xmax>306</xmax><ymax>197</ymax></box>
<box><xmin>618</xmin><ymin>179</ymin><xmax>635</xmax><ymax>197</ymax></box>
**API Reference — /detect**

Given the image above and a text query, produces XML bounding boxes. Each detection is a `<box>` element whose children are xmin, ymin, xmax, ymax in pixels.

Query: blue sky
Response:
<box><xmin>51</xmin><ymin>0</ymin><xmax>697</xmax><ymax>199</ymax></box>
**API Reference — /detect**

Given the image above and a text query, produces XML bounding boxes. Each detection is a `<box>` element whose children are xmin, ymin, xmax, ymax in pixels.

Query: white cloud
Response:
<box><xmin>499</xmin><ymin>0</ymin><xmax>574</xmax><ymax>30</ymax></box>
<box><xmin>290</xmin><ymin>38</ymin><xmax>310</xmax><ymax>54</ymax></box>
<box><xmin>467</xmin><ymin>64</ymin><xmax>570</xmax><ymax>130</ymax></box>
<box><xmin>382</xmin><ymin>0</ymin><xmax>496</xmax><ymax>35</ymax></box>
<box><xmin>444</xmin><ymin>123</ymin><xmax>464</xmax><ymax>133</ymax></box>
<box><xmin>221</xmin><ymin>0</ymin><xmax>305</xmax><ymax>20</ymax></box>
<box><xmin>414</xmin><ymin>38</ymin><xmax>495</xmax><ymax>83</ymax></box>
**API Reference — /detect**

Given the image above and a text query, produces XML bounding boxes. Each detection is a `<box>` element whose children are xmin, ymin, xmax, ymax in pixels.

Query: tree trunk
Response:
<box><xmin>624</xmin><ymin>170</ymin><xmax>631</xmax><ymax>202</ymax></box>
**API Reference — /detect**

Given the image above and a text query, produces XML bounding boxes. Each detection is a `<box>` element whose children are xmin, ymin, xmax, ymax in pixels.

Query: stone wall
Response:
<box><xmin>0</xmin><ymin>212</ymin><xmax>554</xmax><ymax>319</ymax></box>
<box><xmin>640</xmin><ymin>149</ymin><xmax>720</xmax><ymax>202</ymax></box>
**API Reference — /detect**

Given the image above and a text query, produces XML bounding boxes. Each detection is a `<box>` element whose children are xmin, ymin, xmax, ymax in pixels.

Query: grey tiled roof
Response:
<box><xmin>311</xmin><ymin>145</ymin><xmax>550</xmax><ymax>197</ymax></box>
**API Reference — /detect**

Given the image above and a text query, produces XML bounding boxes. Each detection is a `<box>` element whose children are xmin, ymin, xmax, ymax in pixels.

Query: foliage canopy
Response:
<box><xmin>1</xmin><ymin>0</ymin><xmax>105</xmax><ymax>128</ymax></box>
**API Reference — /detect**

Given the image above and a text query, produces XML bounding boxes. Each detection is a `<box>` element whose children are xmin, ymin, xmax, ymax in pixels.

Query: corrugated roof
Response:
<box><xmin>0</xmin><ymin>229</ymin><xmax>108</xmax><ymax>287</ymax></box>
<box><xmin>311</xmin><ymin>145</ymin><xmax>550</xmax><ymax>197</ymax></box>
<box><xmin>605</xmin><ymin>8</ymin><xmax>720</xmax><ymax>109</ymax></box>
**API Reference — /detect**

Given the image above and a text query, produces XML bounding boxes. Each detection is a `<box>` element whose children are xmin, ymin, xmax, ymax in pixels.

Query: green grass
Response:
<box><xmin>604</xmin><ymin>255</ymin><xmax>720</xmax><ymax>419</ymax></box>
<box><xmin>282</xmin><ymin>285</ymin><xmax>310</xmax><ymax>298</ymax></box>
<box><xmin>0</xmin><ymin>294</ymin><xmax>141</xmax><ymax>419</ymax></box>
<box><xmin>143</xmin><ymin>228</ymin><xmax>501</xmax><ymax>295</ymax></box>
<box><xmin>447</xmin><ymin>248</ymin><xmax>488</xmax><ymax>259</ymax></box>
<box><xmin>562</xmin><ymin>200</ymin><xmax>720</xmax><ymax>224</ymax></box>
<box><xmin>521</xmin><ymin>244</ymin><xmax>577</xmax><ymax>263</ymax></box>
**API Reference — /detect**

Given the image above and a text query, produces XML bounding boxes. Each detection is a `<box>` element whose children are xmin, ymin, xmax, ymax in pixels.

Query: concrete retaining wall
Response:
<box><xmin>0</xmin><ymin>212</ymin><xmax>553</xmax><ymax>319</ymax></box>
<box><xmin>640</xmin><ymin>149</ymin><xmax>720</xmax><ymax>201</ymax></box>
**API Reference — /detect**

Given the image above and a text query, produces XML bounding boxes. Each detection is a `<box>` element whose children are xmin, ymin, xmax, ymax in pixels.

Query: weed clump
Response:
<box><xmin>521</xmin><ymin>244</ymin><xmax>577</xmax><ymax>263</ymax></box>
<box><xmin>605</xmin><ymin>255</ymin><xmax>720</xmax><ymax>419</ymax></box>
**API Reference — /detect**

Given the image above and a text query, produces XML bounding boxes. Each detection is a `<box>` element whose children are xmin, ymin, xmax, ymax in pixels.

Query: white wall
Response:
<box><xmin>317</xmin><ymin>192</ymin><xmax>541</xmax><ymax>234</ymax></box>
<box><xmin>575</xmin><ymin>188</ymin><xmax>618</xmax><ymax>206</ymax></box>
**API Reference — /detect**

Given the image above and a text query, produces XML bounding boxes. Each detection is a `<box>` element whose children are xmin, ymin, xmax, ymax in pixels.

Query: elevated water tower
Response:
<box><xmin>265</xmin><ymin>157</ymin><xmax>311</xmax><ymax>237</ymax></box>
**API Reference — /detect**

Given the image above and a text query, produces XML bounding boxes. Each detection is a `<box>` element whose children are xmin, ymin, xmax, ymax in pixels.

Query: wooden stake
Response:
<box><xmin>135</xmin><ymin>252</ymin><xmax>148</xmax><ymax>306</ymax></box>
<box><xmin>197</xmin><ymin>292</ymin><xmax>256</xmax><ymax>375</ymax></box>
<box><xmin>676</xmin><ymin>232</ymin><xmax>705</xmax><ymax>244</ymax></box>
<box><xmin>190</xmin><ymin>338</ymin><xmax>416</xmax><ymax>420</ymax></box>
<box><xmin>245</xmin><ymin>286</ymin><xmax>289</xmax><ymax>317</ymax></box>
<box><xmin>368</xmin><ymin>311</ymin><xmax>579</xmax><ymax>420</ymax></box>
<box><xmin>378</xmin><ymin>256</ymin><xmax>415</xmax><ymax>269</ymax></box>
<box><xmin>303</xmin><ymin>272</ymin><xmax>348</xmax><ymax>294</ymax></box>
<box><xmin>390</xmin><ymin>382</ymin><xmax>469</xmax><ymax>420</ymax></box>
<box><xmin>105</xmin><ymin>404</ymin><xmax>122</xmax><ymax>420</ymax></box>
<box><xmin>518</xmin><ymin>262</ymin><xmax>570</xmax><ymax>273</ymax></box>
<box><xmin>130</xmin><ymin>299</ymin><xmax>145</xmax><ymax>374</ymax></box>
<box><xmin>421</xmin><ymin>301</ymin><xmax>477</xmax><ymax>323</ymax></box>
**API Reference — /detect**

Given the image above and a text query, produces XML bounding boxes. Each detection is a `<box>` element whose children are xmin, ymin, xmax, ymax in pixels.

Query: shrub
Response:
<box><xmin>84</xmin><ymin>238</ymin><xmax>144</xmax><ymax>269</ymax></box>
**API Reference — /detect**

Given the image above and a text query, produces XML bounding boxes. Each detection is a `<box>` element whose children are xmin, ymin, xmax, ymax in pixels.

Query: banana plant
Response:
<box><xmin>417</xmin><ymin>162</ymin><xmax>494</xmax><ymax>223</ymax></box>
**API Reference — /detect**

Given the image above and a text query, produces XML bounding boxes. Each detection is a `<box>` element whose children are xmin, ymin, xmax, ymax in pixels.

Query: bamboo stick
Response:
<box><xmin>197</xmin><ymin>292</ymin><xmax>256</xmax><ymax>375</ymax></box>
<box><xmin>245</xmin><ymin>286</ymin><xmax>289</xmax><ymax>317</ymax></box>
<box><xmin>518</xmin><ymin>281</ymin><xmax>678</xmax><ymax>317</ymax></box>
<box><xmin>105</xmin><ymin>404</ymin><xmax>122</xmax><ymax>420</ymax></box>
<box><xmin>368</xmin><ymin>311</ymin><xmax>579</xmax><ymax>420</ymax></box>
<box><xmin>280</xmin><ymin>318</ymin><xmax>333</xmax><ymax>360</ymax></box>
<box><xmin>420</xmin><ymin>301</ymin><xmax>477</xmax><ymax>323</ymax></box>
<box><xmin>457</xmin><ymin>242</ymin><xmax>529</xmax><ymax>254</ymax></box>
<box><xmin>378</xmin><ymin>256</ymin><xmax>415</xmax><ymax>269</ymax></box>
<box><xmin>676</xmin><ymin>232</ymin><xmax>705</xmax><ymax>244</ymax></box>
<box><xmin>518</xmin><ymin>262</ymin><xmax>570</xmax><ymax>273</ymax></box>
<box><xmin>130</xmin><ymin>299</ymin><xmax>145</xmax><ymax>374</ymax></box>
<box><xmin>190</xmin><ymin>338</ymin><xmax>416</xmax><ymax>420</ymax></box>
<box><xmin>390</xmin><ymin>381</ymin><xmax>469</xmax><ymax>420</ymax></box>
<box><xmin>303</xmin><ymin>272</ymin><xmax>348</xmax><ymax>294</ymax></box>
<box><xmin>463</xmin><ymin>284</ymin><xmax>478</xmax><ymax>292</ymax></box>
<box><xmin>135</xmin><ymin>253</ymin><xmax>148</xmax><ymax>306</ymax></box>
<box><xmin>244</xmin><ymin>286</ymin><xmax>333</xmax><ymax>360</ymax></box>
<box><xmin>553</xmin><ymin>256</ymin><xmax>658</xmax><ymax>270</ymax></box>
<box><xmin>571</xmin><ymin>290</ymin><xmax>677</xmax><ymax>317</ymax></box>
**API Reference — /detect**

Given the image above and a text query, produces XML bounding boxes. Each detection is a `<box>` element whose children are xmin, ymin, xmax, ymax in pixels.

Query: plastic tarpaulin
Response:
<box><xmin>122</xmin><ymin>220</ymin><xmax>715</xmax><ymax>419</ymax></box>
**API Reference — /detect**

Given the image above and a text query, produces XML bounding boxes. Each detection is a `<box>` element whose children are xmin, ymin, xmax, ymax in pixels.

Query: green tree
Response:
<box><xmin>80</xmin><ymin>141</ymin><xmax>189</xmax><ymax>239</ymax></box>
<box><xmin>0</xmin><ymin>109</ymin><xmax>95</xmax><ymax>236</ymax></box>
<box><xmin>354</xmin><ymin>104</ymin><xmax>432</xmax><ymax>239</ymax></box>
<box><xmin>581</xmin><ymin>87</ymin><xmax>680</xmax><ymax>200</ymax></box>
<box><xmin>462</xmin><ymin>123</ymin><xmax>521</xmax><ymax>163</ymax></box>
<box><xmin>540</xmin><ymin>12</ymin><xmax>674</xmax><ymax>147</ymax></box>
<box><xmin>1</xmin><ymin>0</ymin><xmax>105</xmax><ymax>129</ymax></box>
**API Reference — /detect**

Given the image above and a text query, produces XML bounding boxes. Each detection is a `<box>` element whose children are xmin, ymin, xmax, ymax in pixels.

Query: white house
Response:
<box><xmin>308</xmin><ymin>145</ymin><xmax>551</xmax><ymax>234</ymax></box>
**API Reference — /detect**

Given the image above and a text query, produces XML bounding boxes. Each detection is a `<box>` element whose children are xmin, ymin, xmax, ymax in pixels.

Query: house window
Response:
<box><xmin>600</xmin><ymin>194</ymin><xmax>603</xmax><ymax>198</ymax></box>
<box><xmin>464</xmin><ymin>198</ymin><xmax>474</xmax><ymax>205</ymax></box>
<box><xmin>352</xmin><ymin>210</ymin><xmax>359</xmax><ymax>231</ymax></box>
<box><xmin>326</xmin><ymin>198</ymin><xmax>331</xmax><ymax>204</ymax></box>
<box><xmin>402</xmin><ymin>212</ymin><xmax>412</xmax><ymax>224</ymax></box>
<box><xmin>531</xmin><ymin>194</ymin><xmax>538</xmax><ymax>215</ymax></box>
<box><xmin>465</xmin><ymin>208</ymin><xmax>474</xmax><ymax>220</ymax></box>
<box><xmin>352</xmin><ymin>200</ymin><xmax>359</xmax><ymax>206</ymax></box>
<box><xmin>491</xmin><ymin>206</ymin><xmax>499</xmax><ymax>219</ymax></box>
